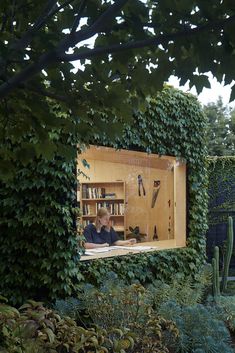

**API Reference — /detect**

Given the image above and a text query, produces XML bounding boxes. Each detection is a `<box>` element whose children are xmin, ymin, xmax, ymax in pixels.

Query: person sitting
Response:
<box><xmin>84</xmin><ymin>207</ymin><xmax>136</xmax><ymax>249</ymax></box>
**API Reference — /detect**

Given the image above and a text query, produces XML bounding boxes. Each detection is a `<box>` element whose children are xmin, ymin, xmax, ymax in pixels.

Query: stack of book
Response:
<box><xmin>82</xmin><ymin>184</ymin><xmax>106</xmax><ymax>199</ymax></box>
<box><xmin>104</xmin><ymin>193</ymin><xmax>116</xmax><ymax>199</ymax></box>
<box><xmin>83</xmin><ymin>204</ymin><xmax>91</xmax><ymax>215</ymax></box>
<box><xmin>96</xmin><ymin>202</ymin><xmax>124</xmax><ymax>215</ymax></box>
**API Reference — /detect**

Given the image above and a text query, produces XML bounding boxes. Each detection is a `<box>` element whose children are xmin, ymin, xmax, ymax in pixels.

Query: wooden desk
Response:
<box><xmin>80</xmin><ymin>240</ymin><xmax>185</xmax><ymax>261</ymax></box>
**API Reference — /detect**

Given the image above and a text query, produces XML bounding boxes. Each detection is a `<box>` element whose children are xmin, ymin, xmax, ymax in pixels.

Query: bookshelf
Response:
<box><xmin>80</xmin><ymin>181</ymin><xmax>126</xmax><ymax>238</ymax></box>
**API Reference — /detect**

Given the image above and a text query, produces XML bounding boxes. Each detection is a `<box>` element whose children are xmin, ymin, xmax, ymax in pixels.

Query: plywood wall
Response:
<box><xmin>77</xmin><ymin>146</ymin><xmax>179</xmax><ymax>242</ymax></box>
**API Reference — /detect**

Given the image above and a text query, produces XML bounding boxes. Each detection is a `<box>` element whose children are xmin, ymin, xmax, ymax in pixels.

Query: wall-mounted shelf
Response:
<box><xmin>80</xmin><ymin>181</ymin><xmax>126</xmax><ymax>237</ymax></box>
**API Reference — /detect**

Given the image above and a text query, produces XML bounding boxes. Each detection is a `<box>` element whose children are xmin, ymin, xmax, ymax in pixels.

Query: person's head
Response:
<box><xmin>95</xmin><ymin>207</ymin><xmax>110</xmax><ymax>230</ymax></box>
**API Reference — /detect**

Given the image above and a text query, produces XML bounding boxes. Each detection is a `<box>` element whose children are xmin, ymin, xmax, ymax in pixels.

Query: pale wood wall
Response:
<box><xmin>77</xmin><ymin>146</ymin><xmax>186</xmax><ymax>243</ymax></box>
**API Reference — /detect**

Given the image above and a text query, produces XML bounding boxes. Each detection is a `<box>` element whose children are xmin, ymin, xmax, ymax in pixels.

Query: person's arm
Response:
<box><xmin>109</xmin><ymin>225</ymin><xmax>137</xmax><ymax>246</ymax></box>
<box><xmin>85</xmin><ymin>242</ymin><xmax>109</xmax><ymax>249</ymax></box>
<box><xmin>113</xmin><ymin>239</ymin><xmax>137</xmax><ymax>246</ymax></box>
<box><xmin>83</xmin><ymin>224</ymin><xmax>109</xmax><ymax>249</ymax></box>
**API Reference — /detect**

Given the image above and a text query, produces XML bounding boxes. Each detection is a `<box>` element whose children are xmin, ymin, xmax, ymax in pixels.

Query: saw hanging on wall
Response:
<box><xmin>151</xmin><ymin>180</ymin><xmax>161</xmax><ymax>208</ymax></box>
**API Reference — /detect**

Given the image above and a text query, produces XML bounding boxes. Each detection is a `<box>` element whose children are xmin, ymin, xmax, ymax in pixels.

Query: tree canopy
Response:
<box><xmin>1</xmin><ymin>0</ymin><xmax>235</xmax><ymax>169</ymax></box>
<box><xmin>204</xmin><ymin>97</ymin><xmax>235</xmax><ymax>156</ymax></box>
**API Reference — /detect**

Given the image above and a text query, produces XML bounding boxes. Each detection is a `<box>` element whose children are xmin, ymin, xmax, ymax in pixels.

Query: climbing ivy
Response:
<box><xmin>77</xmin><ymin>86</ymin><xmax>208</xmax><ymax>284</ymax></box>
<box><xmin>207</xmin><ymin>156</ymin><xmax>235</xmax><ymax>226</ymax></box>
<box><xmin>0</xmin><ymin>86</ymin><xmax>208</xmax><ymax>303</ymax></box>
<box><xmin>0</xmin><ymin>110</ymin><xmax>83</xmax><ymax>305</ymax></box>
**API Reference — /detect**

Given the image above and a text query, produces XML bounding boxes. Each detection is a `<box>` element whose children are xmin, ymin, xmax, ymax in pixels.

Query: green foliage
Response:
<box><xmin>78</xmin><ymin>248</ymin><xmax>205</xmax><ymax>289</ymax></box>
<box><xmin>79</xmin><ymin>86</ymin><xmax>208</xmax><ymax>285</ymax></box>
<box><xmin>1</xmin><ymin>1</ymin><xmax>235</xmax><ymax>168</ymax></box>
<box><xmin>1</xmin><ymin>86</ymin><xmax>208</xmax><ymax>304</ymax></box>
<box><xmin>0</xmin><ymin>114</ymin><xmax>84</xmax><ymax>304</ymax></box>
<box><xmin>0</xmin><ymin>299</ymin><xmax>177</xmax><ymax>353</ymax></box>
<box><xmin>53</xmin><ymin>297</ymin><xmax>82</xmax><ymax>321</ymax></box>
<box><xmin>204</xmin><ymin>97</ymin><xmax>235</xmax><ymax>156</ymax></box>
<box><xmin>78</xmin><ymin>276</ymin><xmax>152</xmax><ymax>330</ymax></box>
<box><xmin>59</xmin><ymin>274</ymin><xmax>178</xmax><ymax>353</ymax></box>
<box><xmin>55</xmin><ymin>268</ymin><xmax>211</xmax><ymax>327</ymax></box>
<box><xmin>211</xmin><ymin>217</ymin><xmax>234</xmax><ymax>296</ymax></box>
<box><xmin>148</xmin><ymin>266</ymin><xmax>212</xmax><ymax>310</ymax></box>
<box><xmin>207</xmin><ymin>156</ymin><xmax>235</xmax><ymax>226</ymax></box>
<box><xmin>54</xmin><ymin>272</ymin><xmax>235</xmax><ymax>353</ymax></box>
<box><xmin>222</xmin><ymin>217</ymin><xmax>234</xmax><ymax>292</ymax></box>
<box><xmin>212</xmin><ymin>246</ymin><xmax>221</xmax><ymax>297</ymax></box>
<box><xmin>159</xmin><ymin>301</ymin><xmax>233</xmax><ymax>353</ymax></box>
<box><xmin>209</xmin><ymin>295</ymin><xmax>235</xmax><ymax>333</ymax></box>
<box><xmin>0</xmin><ymin>300</ymin><xmax>113</xmax><ymax>353</ymax></box>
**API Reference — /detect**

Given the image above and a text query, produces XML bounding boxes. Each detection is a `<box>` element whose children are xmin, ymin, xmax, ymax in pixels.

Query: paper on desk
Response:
<box><xmin>84</xmin><ymin>251</ymin><xmax>97</xmax><ymax>256</ymax></box>
<box><xmin>85</xmin><ymin>247</ymin><xmax>113</xmax><ymax>254</ymax></box>
<box><xmin>84</xmin><ymin>245</ymin><xmax>156</xmax><ymax>256</ymax></box>
<box><xmin>112</xmin><ymin>245</ymin><xmax>155</xmax><ymax>251</ymax></box>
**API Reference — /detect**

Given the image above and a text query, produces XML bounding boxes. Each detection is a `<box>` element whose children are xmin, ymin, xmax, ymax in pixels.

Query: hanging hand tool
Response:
<box><xmin>151</xmin><ymin>180</ymin><xmax>161</xmax><ymax>208</ymax></box>
<box><xmin>138</xmin><ymin>174</ymin><xmax>146</xmax><ymax>196</ymax></box>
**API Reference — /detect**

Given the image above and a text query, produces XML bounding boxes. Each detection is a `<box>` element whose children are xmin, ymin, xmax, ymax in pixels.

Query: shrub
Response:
<box><xmin>207</xmin><ymin>295</ymin><xmax>235</xmax><ymax>333</ymax></box>
<box><xmin>0</xmin><ymin>298</ymin><xmax>178</xmax><ymax>353</ymax></box>
<box><xmin>158</xmin><ymin>301</ymin><xmax>233</xmax><ymax>353</ymax></box>
<box><xmin>55</xmin><ymin>274</ymin><xmax>179</xmax><ymax>352</ymax></box>
<box><xmin>0</xmin><ymin>300</ymin><xmax>133</xmax><ymax>353</ymax></box>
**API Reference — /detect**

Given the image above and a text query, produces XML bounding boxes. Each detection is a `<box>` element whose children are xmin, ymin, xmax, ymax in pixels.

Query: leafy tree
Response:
<box><xmin>1</xmin><ymin>0</ymin><xmax>235</xmax><ymax>169</ymax></box>
<box><xmin>227</xmin><ymin>109</ymin><xmax>235</xmax><ymax>153</ymax></box>
<box><xmin>204</xmin><ymin>97</ymin><xmax>235</xmax><ymax>156</ymax></box>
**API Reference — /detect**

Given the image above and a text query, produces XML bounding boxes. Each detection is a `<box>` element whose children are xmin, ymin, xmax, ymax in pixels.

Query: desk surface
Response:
<box><xmin>80</xmin><ymin>239</ymin><xmax>184</xmax><ymax>261</ymax></box>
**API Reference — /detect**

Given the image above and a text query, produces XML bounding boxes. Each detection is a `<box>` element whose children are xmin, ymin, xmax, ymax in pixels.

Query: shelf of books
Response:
<box><xmin>80</xmin><ymin>181</ymin><xmax>126</xmax><ymax>238</ymax></box>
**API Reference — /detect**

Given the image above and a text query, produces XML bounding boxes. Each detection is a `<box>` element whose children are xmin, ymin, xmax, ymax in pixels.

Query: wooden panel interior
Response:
<box><xmin>174</xmin><ymin>162</ymin><xmax>187</xmax><ymax>246</ymax></box>
<box><xmin>77</xmin><ymin>146</ymin><xmax>184</xmax><ymax>244</ymax></box>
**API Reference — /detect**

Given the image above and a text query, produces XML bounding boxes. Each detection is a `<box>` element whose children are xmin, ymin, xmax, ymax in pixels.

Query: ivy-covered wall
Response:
<box><xmin>206</xmin><ymin>156</ymin><xmax>235</xmax><ymax>267</ymax></box>
<box><xmin>78</xmin><ymin>86</ymin><xmax>208</xmax><ymax>284</ymax></box>
<box><xmin>0</xmin><ymin>86</ymin><xmax>208</xmax><ymax>304</ymax></box>
<box><xmin>0</xmin><ymin>122</ymin><xmax>81</xmax><ymax>305</ymax></box>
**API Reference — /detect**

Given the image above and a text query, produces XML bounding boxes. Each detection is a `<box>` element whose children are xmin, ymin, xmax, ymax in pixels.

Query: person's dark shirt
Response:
<box><xmin>84</xmin><ymin>223</ymin><xmax>119</xmax><ymax>245</ymax></box>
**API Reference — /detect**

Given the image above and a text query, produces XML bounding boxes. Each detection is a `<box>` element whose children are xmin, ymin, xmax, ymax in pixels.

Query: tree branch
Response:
<box><xmin>0</xmin><ymin>51</ymin><xmax>57</xmax><ymax>99</ymax></box>
<box><xmin>59</xmin><ymin>14</ymin><xmax>235</xmax><ymax>61</ymax></box>
<box><xmin>71</xmin><ymin>0</ymin><xmax>87</xmax><ymax>33</ymax></box>
<box><xmin>27</xmin><ymin>85</ymin><xmax>68</xmax><ymax>102</ymax></box>
<box><xmin>11</xmin><ymin>0</ymin><xmax>75</xmax><ymax>52</ymax></box>
<box><xmin>57</xmin><ymin>0</ymin><xmax>129</xmax><ymax>52</ymax></box>
<box><xmin>0</xmin><ymin>0</ymin><xmax>129</xmax><ymax>100</ymax></box>
<box><xmin>1</xmin><ymin>8</ymin><xmax>235</xmax><ymax>101</ymax></box>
